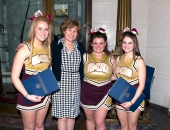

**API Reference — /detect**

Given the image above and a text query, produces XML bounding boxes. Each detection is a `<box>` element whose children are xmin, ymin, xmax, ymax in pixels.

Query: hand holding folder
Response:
<box><xmin>22</xmin><ymin>68</ymin><xmax>59</xmax><ymax>96</ymax></box>
<box><xmin>108</xmin><ymin>77</ymin><xmax>145</xmax><ymax>112</ymax></box>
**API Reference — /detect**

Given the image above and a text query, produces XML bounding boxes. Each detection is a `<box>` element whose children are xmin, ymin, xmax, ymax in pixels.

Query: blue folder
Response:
<box><xmin>22</xmin><ymin>68</ymin><xmax>59</xmax><ymax>96</ymax></box>
<box><xmin>108</xmin><ymin>77</ymin><xmax>146</xmax><ymax>112</ymax></box>
<box><xmin>143</xmin><ymin>65</ymin><xmax>156</xmax><ymax>99</ymax></box>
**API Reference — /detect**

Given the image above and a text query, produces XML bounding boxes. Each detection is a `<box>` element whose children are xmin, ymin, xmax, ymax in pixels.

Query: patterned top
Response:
<box><xmin>52</xmin><ymin>38</ymin><xmax>81</xmax><ymax>118</ymax></box>
<box><xmin>84</xmin><ymin>53</ymin><xmax>113</xmax><ymax>87</ymax></box>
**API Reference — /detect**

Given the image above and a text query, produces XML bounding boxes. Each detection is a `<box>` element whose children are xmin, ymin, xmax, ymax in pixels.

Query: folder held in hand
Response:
<box><xmin>108</xmin><ymin>77</ymin><xmax>145</xmax><ymax>112</ymax></box>
<box><xmin>22</xmin><ymin>68</ymin><xmax>59</xmax><ymax>96</ymax></box>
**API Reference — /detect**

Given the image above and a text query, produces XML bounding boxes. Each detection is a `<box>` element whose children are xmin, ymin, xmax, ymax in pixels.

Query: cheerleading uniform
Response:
<box><xmin>115</xmin><ymin>54</ymin><xmax>145</xmax><ymax>112</ymax></box>
<box><xmin>80</xmin><ymin>53</ymin><xmax>113</xmax><ymax>110</ymax></box>
<box><xmin>16</xmin><ymin>43</ymin><xmax>50</xmax><ymax>111</ymax></box>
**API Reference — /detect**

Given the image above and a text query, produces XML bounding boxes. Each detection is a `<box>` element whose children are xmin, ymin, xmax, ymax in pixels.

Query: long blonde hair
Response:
<box><xmin>27</xmin><ymin>16</ymin><xmax>53</xmax><ymax>63</ymax></box>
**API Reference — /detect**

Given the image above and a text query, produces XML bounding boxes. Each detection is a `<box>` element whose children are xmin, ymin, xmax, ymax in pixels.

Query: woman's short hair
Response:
<box><xmin>60</xmin><ymin>18</ymin><xmax>81</xmax><ymax>34</ymax></box>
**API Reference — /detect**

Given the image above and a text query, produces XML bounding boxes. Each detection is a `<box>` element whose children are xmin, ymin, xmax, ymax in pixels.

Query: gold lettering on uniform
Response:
<box><xmin>91</xmin><ymin>63</ymin><xmax>97</xmax><ymax>71</ymax></box>
<box><xmin>40</xmin><ymin>55</ymin><xmax>49</xmax><ymax>63</ymax></box>
<box><xmin>32</xmin><ymin>54</ymin><xmax>49</xmax><ymax>66</ymax></box>
<box><xmin>117</xmin><ymin>66</ymin><xmax>132</xmax><ymax>77</ymax></box>
<box><xmin>86</xmin><ymin>63</ymin><xmax>110</xmax><ymax>74</ymax></box>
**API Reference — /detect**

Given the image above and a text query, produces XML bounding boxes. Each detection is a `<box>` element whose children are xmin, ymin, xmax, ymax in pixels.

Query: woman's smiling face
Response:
<box><xmin>34</xmin><ymin>21</ymin><xmax>49</xmax><ymax>42</ymax></box>
<box><xmin>63</xmin><ymin>27</ymin><xmax>78</xmax><ymax>42</ymax></box>
<box><xmin>122</xmin><ymin>36</ymin><xmax>134</xmax><ymax>53</ymax></box>
<box><xmin>91</xmin><ymin>37</ymin><xmax>106</xmax><ymax>54</ymax></box>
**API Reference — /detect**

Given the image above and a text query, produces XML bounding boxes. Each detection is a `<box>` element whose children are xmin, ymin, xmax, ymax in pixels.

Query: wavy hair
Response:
<box><xmin>27</xmin><ymin>16</ymin><xmax>53</xmax><ymax>63</ymax></box>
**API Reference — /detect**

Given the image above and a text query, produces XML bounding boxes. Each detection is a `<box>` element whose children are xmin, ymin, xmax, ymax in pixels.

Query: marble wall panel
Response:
<box><xmin>150</xmin><ymin>77</ymin><xmax>170</xmax><ymax>107</ymax></box>
<box><xmin>151</xmin><ymin>77</ymin><xmax>170</xmax><ymax>96</ymax></box>
<box><xmin>164</xmin><ymin>96</ymin><xmax>170</xmax><ymax>108</ymax></box>
<box><xmin>92</xmin><ymin>1</ymin><xmax>117</xmax><ymax>24</ymax></box>
<box><xmin>150</xmin><ymin>92</ymin><xmax>166</xmax><ymax>107</ymax></box>
<box><xmin>148</xmin><ymin>1</ymin><xmax>170</xmax><ymax>24</ymax></box>
<box><xmin>132</xmin><ymin>2</ymin><xmax>149</xmax><ymax>25</ymax></box>
<box><xmin>139</xmin><ymin>48</ymin><xmax>146</xmax><ymax>60</ymax></box>
<box><xmin>147</xmin><ymin>26</ymin><xmax>170</xmax><ymax>48</ymax></box>
<box><xmin>146</xmin><ymin>48</ymin><xmax>170</xmax><ymax>77</ymax></box>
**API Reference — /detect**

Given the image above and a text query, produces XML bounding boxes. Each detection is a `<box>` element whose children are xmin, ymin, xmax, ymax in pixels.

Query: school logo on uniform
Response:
<box><xmin>86</xmin><ymin>63</ymin><xmax>110</xmax><ymax>74</ymax></box>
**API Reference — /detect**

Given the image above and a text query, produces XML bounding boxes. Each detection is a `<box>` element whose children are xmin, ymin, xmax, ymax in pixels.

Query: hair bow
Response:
<box><xmin>122</xmin><ymin>27</ymin><xmax>139</xmax><ymax>35</ymax></box>
<box><xmin>45</xmin><ymin>14</ymin><xmax>51</xmax><ymax>21</ymax></box>
<box><xmin>88</xmin><ymin>27</ymin><xmax>107</xmax><ymax>35</ymax></box>
<box><xmin>131</xmin><ymin>28</ymin><xmax>138</xmax><ymax>35</ymax></box>
<box><xmin>29</xmin><ymin>10</ymin><xmax>51</xmax><ymax>21</ymax></box>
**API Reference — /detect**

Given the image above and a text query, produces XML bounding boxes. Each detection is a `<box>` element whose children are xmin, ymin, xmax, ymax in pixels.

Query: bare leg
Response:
<box><xmin>84</xmin><ymin>109</ymin><xmax>95</xmax><ymax>130</ymax></box>
<box><xmin>58</xmin><ymin>117</ymin><xmax>75</xmax><ymax>130</ymax></box>
<box><xmin>58</xmin><ymin>118</ymin><xmax>67</xmax><ymax>130</ymax></box>
<box><xmin>35</xmin><ymin>102</ymin><xmax>50</xmax><ymax>130</ymax></box>
<box><xmin>66</xmin><ymin>118</ymin><xmax>75</xmax><ymax>130</ymax></box>
<box><xmin>94</xmin><ymin>107</ymin><xmax>108</xmax><ymax>130</ymax></box>
<box><xmin>20</xmin><ymin>110</ymin><xmax>37</xmax><ymax>130</ymax></box>
<box><xmin>21</xmin><ymin>102</ymin><xmax>50</xmax><ymax>130</ymax></box>
<box><xmin>128</xmin><ymin>109</ymin><xmax>141</xmax><ymax>130</ymax></box>
<box><xmin>116</xmin><ymin>110</ymin><xmax>128</xmax><ymax>130</ymax></box>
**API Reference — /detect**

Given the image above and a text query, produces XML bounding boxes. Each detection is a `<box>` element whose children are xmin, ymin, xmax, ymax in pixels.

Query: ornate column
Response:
<box><xmin>113</xmin><ymin>0</ymin><xmax>131</xmax><ymax>56</ymax></box>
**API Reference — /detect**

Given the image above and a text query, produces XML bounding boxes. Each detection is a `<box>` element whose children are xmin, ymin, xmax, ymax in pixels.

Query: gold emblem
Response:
<box><xmin>125</xmin><ymin>93</ymin><xmax>130</xmax><ymax>98</ymax></box>
<box><xmin>36</xmin><ymin>83</ymin><xmax>41</xmax><ymax>89</ymax></box>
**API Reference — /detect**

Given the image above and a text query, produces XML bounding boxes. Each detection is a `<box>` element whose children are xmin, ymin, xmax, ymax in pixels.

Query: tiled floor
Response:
<box><xmin>146</xmin><ymin>104</ymin><xmax>170</xmax><ymax>130</ymax></box>
<box><xmin>0</xmin><ymin>102</ymin><xmax>170</xmax><ymax>130</ymax></box>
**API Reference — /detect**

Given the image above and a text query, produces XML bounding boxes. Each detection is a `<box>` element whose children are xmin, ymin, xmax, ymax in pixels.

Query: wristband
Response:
<box><xmin>130</xmin><ymin>101</ymin><xmax>133</xmax><ymax>105</ymax></box>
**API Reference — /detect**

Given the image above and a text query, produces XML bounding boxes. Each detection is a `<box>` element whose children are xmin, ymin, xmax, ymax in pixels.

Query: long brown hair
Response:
<box><xmin>120</xmin><ymin>31</ymin><xmax>141</xmax><ymax>58</ymax></box>
<box><xmin>27</xmin><ymin>16</ymin><xmax>53</xmax><ymax>63</ymax></box>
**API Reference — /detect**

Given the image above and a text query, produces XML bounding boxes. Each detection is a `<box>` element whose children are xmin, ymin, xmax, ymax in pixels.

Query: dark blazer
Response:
<box><xmin>51</xmin><ymin>40</ymin><xmax>85</xmax><ymax>81</ymax></box>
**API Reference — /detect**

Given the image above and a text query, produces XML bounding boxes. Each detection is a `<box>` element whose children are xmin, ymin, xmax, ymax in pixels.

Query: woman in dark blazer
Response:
<box><xmin>51</xmin><ymin>18</ymin><xmax>85</xmax><ymax>130</ymax></box>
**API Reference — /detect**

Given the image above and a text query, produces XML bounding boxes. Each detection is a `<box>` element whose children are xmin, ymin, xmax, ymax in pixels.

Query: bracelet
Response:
<box><xmin>130</xmin><ymin>101</ymin><xmax>133</xmax><ymax>105</ymax></box>
<box><xmin>25</xmin><ymin>93</ymin><xmax>29</xmax><ymax>99</ymax></box>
